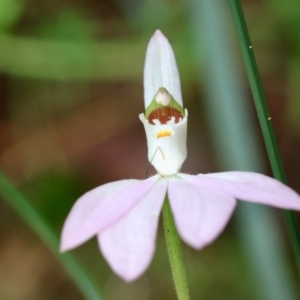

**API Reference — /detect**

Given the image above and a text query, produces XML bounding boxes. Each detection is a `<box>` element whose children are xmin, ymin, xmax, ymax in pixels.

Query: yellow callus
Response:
<box><xmin>156</xmin><ymin>130</ymin><xmax>173</xmax><ymax>139</ymax></box>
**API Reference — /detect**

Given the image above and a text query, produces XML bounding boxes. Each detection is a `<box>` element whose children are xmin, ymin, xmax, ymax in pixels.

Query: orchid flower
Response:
<box><xmin>60</xmin><ymin>30</ymin><xmax>300</xmax><ymax>282</ymax></box>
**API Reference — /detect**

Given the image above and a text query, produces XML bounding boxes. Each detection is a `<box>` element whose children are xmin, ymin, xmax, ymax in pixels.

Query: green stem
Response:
<box><xmin>0</xmin><ymin>171</ymin><xmax>104</xmax><ymax>300</ymax></box>
<box><xmin>228</xmin><ymin>0</ymin><xmax>300</xmax><ymax>273</ymax></box>
<box><xmin>162</xmin><ymin>197</ymin><xmax>191</xmax><ymax>300</ymax></box>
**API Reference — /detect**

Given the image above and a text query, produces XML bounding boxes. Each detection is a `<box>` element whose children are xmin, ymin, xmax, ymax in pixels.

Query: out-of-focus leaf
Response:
<box><xmin>36</xmin><ymin>10</ymin><xmax>98</xmax><ymax>41</ymax></box>
<box><xmin>0</xmin><ymin>0</ymin><xmax>23</xmax><ymax>31</ymax></box>
<box><xmin>0</xmin><ymin>171</ymin><xmax>104</xmax><ymax>300</ymax></box>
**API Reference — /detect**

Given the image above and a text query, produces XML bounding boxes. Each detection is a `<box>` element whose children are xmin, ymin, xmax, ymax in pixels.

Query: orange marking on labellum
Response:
<box><xmin>148</xmin><ymin>107</ymin><xmax>183</xmax><ymax>125</ymax></box>
<box><xmin>157</xmin><ymin>130</ymin><xmax>173</xmax><ymax>139</ymax></box>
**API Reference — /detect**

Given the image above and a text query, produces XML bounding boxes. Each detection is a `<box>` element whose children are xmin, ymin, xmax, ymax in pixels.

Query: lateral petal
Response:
<box><xmin>61</xmin><ymin>175</ymin><xmax>160</xmax><ymax>251</ymax></box>
<box><xmin>180</xmin><ymin>172</ymin><xmax>300</xmax><ymax>210</ymax></box>
<box><xmin>144</xmin><ymin>30</ymin><xmax>183</xmax><ymax>108</ymax></box>
<box><xmin>168</xmin><ymin>176</ymin><xmax>236</xmax><ymax>249</ymax></box>
<box><xmin>98</xmin><ymin>178</ymin><xmax>168</xmax><ymax>282</ymax></box>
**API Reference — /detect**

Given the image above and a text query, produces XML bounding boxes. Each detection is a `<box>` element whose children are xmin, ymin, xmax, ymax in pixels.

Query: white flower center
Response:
<box><xmin>139</xmin><ymin>109</ymin><xmax>188</xmax><ymax>176</ymax></box>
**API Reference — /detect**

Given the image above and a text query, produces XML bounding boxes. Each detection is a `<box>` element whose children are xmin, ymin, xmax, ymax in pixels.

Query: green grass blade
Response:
<box><xmin>0</xmin><ymin>171</ymin><xmax>104</xmax><ymax>300</ymax></box>
<box><xmin>228</xmin><ymin>0</ymin><xmax>300</xmax><ymax>273</ymax></box>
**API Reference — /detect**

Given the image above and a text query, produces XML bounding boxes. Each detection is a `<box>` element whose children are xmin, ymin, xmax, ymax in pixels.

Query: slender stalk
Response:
<box><xmin>162</xmin><ymin>197</ymin><xmax>191</xmax><ymax>300</ymax></box>
<box><xmin>0</xmin><ymin>171</ymin><xmax>104</xmax><ymax>300</ymax></box>
<box><xmin>228</xmin><ymin>0</ymin><xmax>300</xmax><ymax>273</ymax></box>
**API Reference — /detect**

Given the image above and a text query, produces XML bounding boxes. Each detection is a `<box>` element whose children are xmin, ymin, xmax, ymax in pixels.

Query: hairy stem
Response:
<box><xmin>162</xmin><ymin>197</ymin><xmax>191</xmax><ymax>300</ymax></box>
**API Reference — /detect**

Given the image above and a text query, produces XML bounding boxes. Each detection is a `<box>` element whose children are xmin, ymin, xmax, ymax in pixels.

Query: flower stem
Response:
<box><xmin>228</xmin><ymin>0</ymin><xmax>300</xmax><ymax>273</ymax></box>
<box><xmin>162</xmin><ymin>197</ymin><xmax>191</xmax><ymax>300</ymax></box>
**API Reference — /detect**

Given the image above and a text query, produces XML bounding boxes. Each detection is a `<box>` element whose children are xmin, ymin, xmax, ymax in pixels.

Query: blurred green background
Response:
<box><xmin>0</xmin><ymin>0</ymin><xmax>300</xmax><ymax>299</ymax></box>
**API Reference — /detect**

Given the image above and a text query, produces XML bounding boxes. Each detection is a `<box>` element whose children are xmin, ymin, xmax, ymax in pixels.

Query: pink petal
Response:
<box><xmin>168</xmin><ymin>176</ymin><xmax>236</xmax><ymax>249</ymax></box>
<box><xmin>98</xmin><ymin>177</ymin><xmax>168</xmax><ymax>282</ymax></box>
<box><xmin>61</xmin><ymin>175</ymin><xmax>160</xmax><ymax>251</ymax></box>
<box><xmin>180</xmin><ymin>172</ymin><xmax>300</xmax><ymax>210</ymax></box>
<box><xmin>144</xmin><ymin>30</ymin><xmax>183</xmax><ymax>108</ymax></box>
